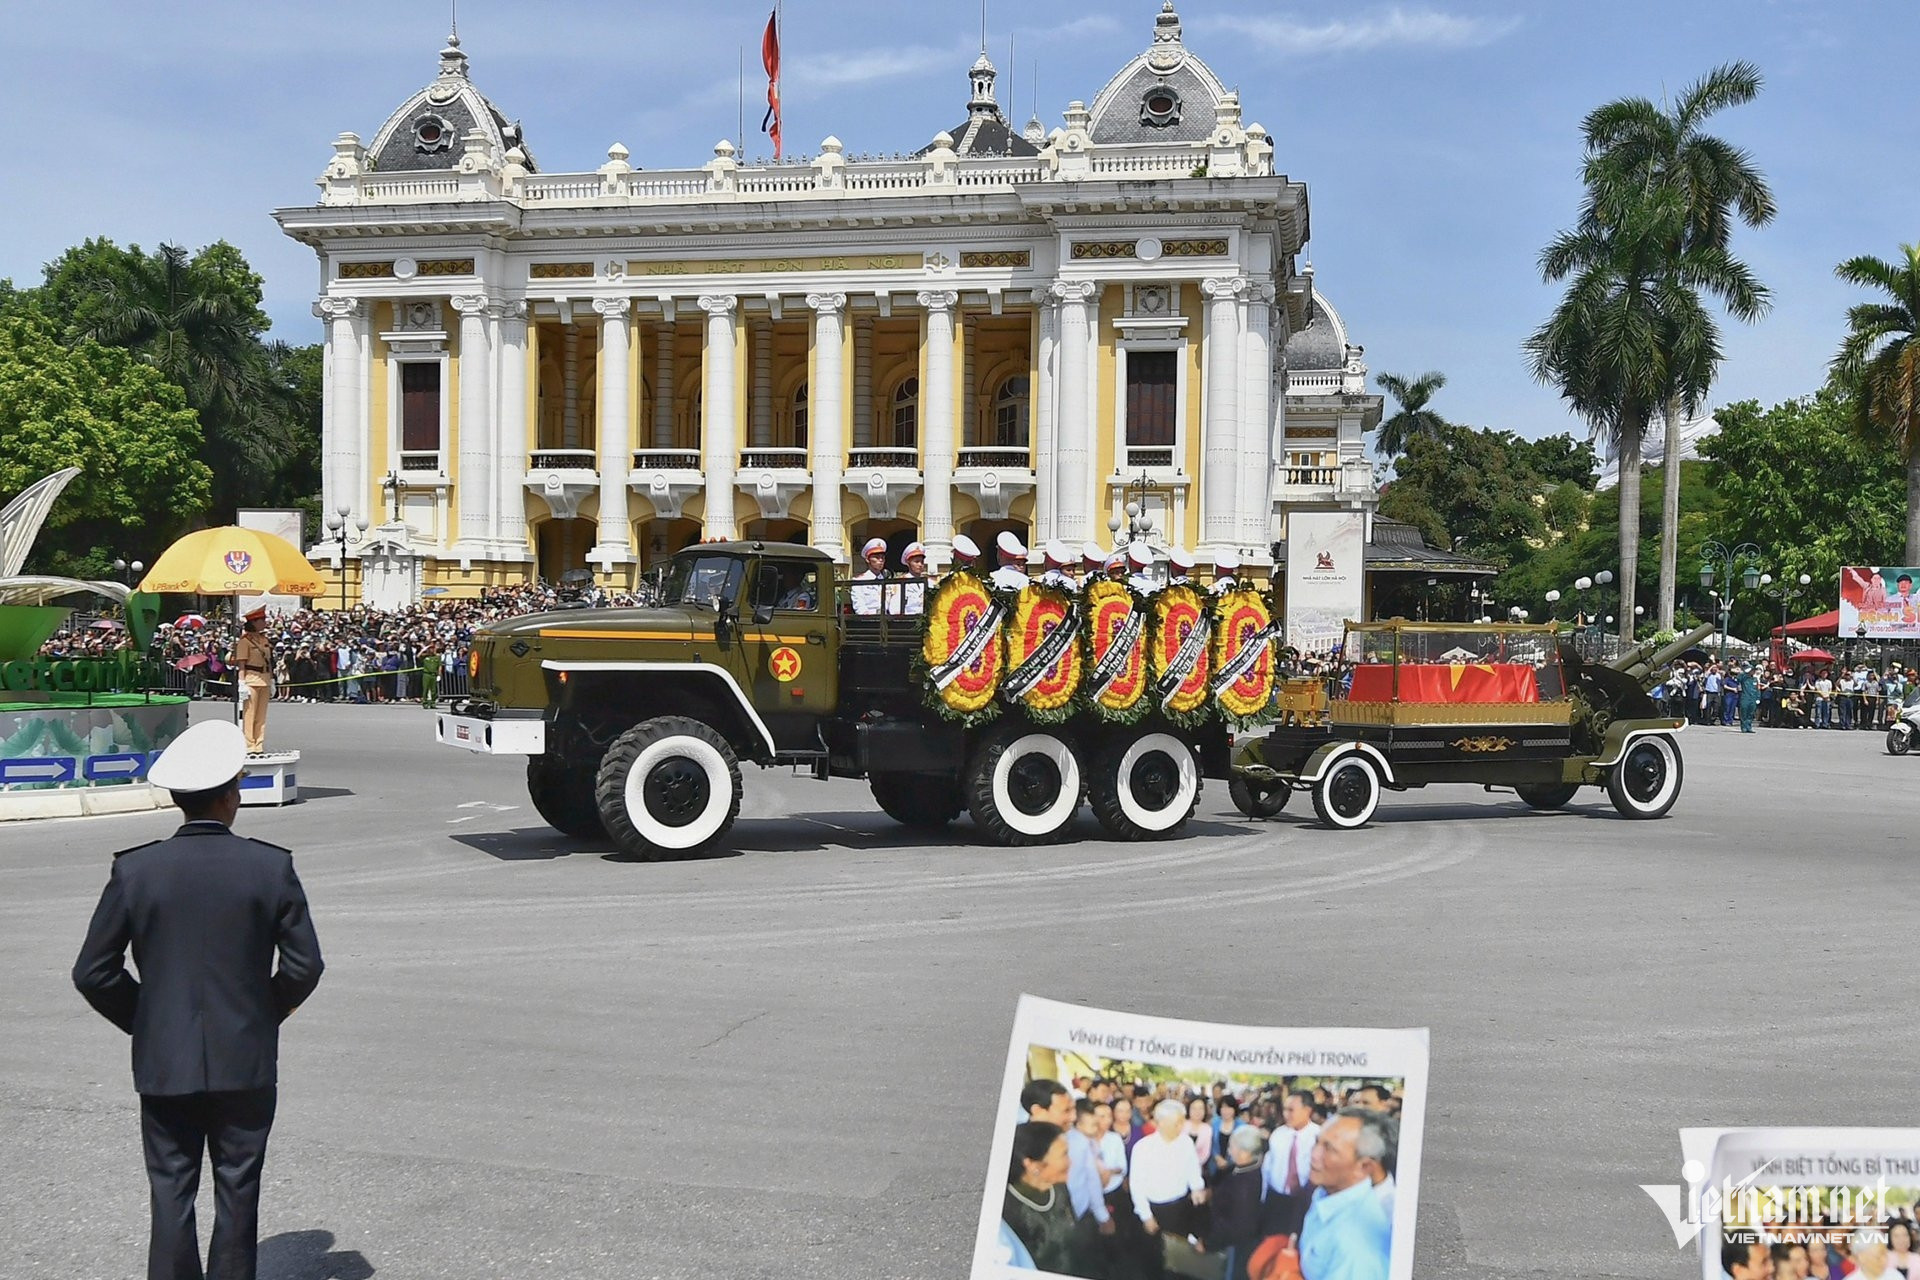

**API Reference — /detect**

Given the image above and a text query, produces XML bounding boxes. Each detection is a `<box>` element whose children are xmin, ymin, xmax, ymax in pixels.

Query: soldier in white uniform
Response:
<box><xmin>850</xmin><ymin>536</ymin><xmax>890</xmax><ymax>615</ymax></box>
<box><xmin>1167</xmin><ymin>548</ymin><xmax>1196</xmax><ymax>588</ymax></box>
<box><xmin>1212</xmin><ymin>549</ymin><xmax>1241</xmax><ymax>595</ymax></box>
<box><xmin>951</xmin><ymin>533</ymin><xmax>982</xmax><ymax>573</ymax></box>
<box><xmin>990</xmin><ymin>531</ymin><xmax>1031</xmax><ymax>593</ymax></box>
<box><xmin>1127</xmin><ymin>542</ymin><xmax>1158</xmax><ymax>594</ymax></box>
<box><xmin>1103</xmin><ymin>549</ymin><xmax>1129</xmax><ymax>583</ymax></box>
<box><xmin>1081</xmin><ymin>542</ymin><xmax>1107</xmax><ymax>582</ymax></box>
<box><xmin>900</xmin><ymin>541</ymin><xmax>929</xmax><ymax>615</ymax></box>
<box><xmin>1040</xmin><ymin>541</ymin><xmax>1077</xmax><ymax>590</ymax></box>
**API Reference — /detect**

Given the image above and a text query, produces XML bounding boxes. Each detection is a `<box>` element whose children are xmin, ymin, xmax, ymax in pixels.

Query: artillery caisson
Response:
<box><xmin>1230</xmin><ymin>621</ymin><xmax>1716</xmax><ymax>829</ymax></box>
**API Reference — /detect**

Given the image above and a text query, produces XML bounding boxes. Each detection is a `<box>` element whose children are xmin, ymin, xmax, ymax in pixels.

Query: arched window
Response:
<box><xmin>889</xmin><ymin>377</ymin><xmax>919</xmax><ymax>448</ymax></box>
<box><xmin>790</xmin><ymin>383</ymin><xmax>808</xmax><ymax>449</ymax></box>
<box><xmin>993</xmin><ymin>376</ymin><xmax>1030</xmax><ymax>447</ymax></box>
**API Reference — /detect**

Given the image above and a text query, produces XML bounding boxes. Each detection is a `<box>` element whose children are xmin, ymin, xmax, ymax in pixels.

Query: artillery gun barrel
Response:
<box><xmin>1606</xmin><ymin>623</ymin><xmax>1719</xmax><ymax>687</ymax></box>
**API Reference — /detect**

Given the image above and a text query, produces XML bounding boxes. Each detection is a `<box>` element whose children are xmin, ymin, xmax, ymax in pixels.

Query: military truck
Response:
<box><xmin>436</xmin><ymin>541</ymin><xmax>1231</xmax><ymax>859</ymax></box>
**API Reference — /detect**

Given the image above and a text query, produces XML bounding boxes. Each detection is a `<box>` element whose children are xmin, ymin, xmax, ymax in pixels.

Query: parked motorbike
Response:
<box><xmin>1887</xmin><ymin>689</ymin><xmax>1920</xmax><ymax>755</ymax></box>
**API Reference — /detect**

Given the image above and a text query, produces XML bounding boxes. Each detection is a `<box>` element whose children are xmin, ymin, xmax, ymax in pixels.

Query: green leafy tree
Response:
<box><xmin>1700</xmin><ymin>390</ymin><xmax>1905</xmax><ymax>631</ymax></box>
<box><xmin>1372</xmin><ymin>371</ymin><xmax>1450</xmax><ymax>456</ymax></box>
<box><xmin>1380</xmin><ymin>424</ymin><xmax>1553</xmax><ymax>562</ymax></box>
<box><xmin>1831</xmin><ymin>244</ymin><xmax>1920</xmax><ymax>562</ymax></box>
<box><xmin>0</xmin><ymin>314</ymin><xmax>211</xmax><ymax>576</ymax></box>
<box><xmin>37</xmin><ymin>239</ymin><xmax>301</xmax><ymax>521</ymax></box>
<box><xmin>1525</xmin><ymin>190</ymin><xmax>1761</xmax><ymax>641</ymax></box>
<box><xmin>1580</xmin><ymin>61</ymin><xmax>1775</xmax><ymax>629</ymax></box>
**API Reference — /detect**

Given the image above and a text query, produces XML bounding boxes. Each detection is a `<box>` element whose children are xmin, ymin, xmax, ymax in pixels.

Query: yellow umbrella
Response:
<box><xmin>139</xmin><ymin>526</ymin><xmax>326</xmax><ymax>597</ymax></box>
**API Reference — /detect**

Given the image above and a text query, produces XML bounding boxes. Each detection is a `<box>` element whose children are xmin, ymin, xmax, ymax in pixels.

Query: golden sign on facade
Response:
<box><xmin>529</xmin><ymin>262</ymin><xmax>594</xmax><ymax>279</ymax></box>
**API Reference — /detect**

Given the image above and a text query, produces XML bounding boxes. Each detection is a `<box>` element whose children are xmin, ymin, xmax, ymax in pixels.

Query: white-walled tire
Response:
<box><xmin>1605</xmin><ymin>735</ymin><xmax>1682</xmax><ymax>820</ymax></box>
<box><xmin>595</xmin><ymin>716</ymin><xmax>742</xmax><ymax>859</ymax></box>
<box><xmin>1090</xmin><ymin>731</ymin><xmax>1200</xmax><ymax>840</ymax></box>
<box><xmin>1311</xmin><ymin>754</ymin><xmax>1381</xmax><ymax>830</ymax></box>
<box><xmin>965</xmin><ymin>723</ymin><xmax>1083</xmax><ymax>846</ymax></box>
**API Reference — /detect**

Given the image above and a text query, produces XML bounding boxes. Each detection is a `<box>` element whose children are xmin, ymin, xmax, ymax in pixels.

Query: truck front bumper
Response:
<box><xmin>435</xmin><ymin>708</ymin><xmax>546</xmax><ymax>755</ymax></box>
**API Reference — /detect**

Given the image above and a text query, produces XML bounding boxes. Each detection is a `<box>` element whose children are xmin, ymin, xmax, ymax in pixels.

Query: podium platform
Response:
<box><xmin>240</xmin><ymin>751</ymin><xmax>300</xmax><ymax>805</ymax></box>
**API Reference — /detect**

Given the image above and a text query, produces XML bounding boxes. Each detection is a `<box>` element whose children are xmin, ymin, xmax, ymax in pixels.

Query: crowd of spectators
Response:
<box><xmin>1655</xmin><ymin>660</ymin><xmax>1919</xmax><ymax>731</ymax></box>
<box><xmin>1000</xmin><ymin>1074</ymin><xmax>1400</xmax><ymax>1280</ymax></box>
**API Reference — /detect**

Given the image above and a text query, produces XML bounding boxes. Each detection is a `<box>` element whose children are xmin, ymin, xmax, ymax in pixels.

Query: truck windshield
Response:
<box><xmin>663</xmin><ymin>554</ymin><xmax>744</xmax><ymax>610</ymax></box>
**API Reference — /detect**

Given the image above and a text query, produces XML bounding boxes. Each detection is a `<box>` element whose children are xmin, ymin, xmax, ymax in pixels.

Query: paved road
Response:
<box><xmin>2</xmin><ymin>702</ymin><xmax>1907</xmax><ymax>1279</ymax></box>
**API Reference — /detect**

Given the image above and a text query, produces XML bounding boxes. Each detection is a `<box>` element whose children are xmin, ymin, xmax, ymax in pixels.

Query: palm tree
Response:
<box><xmin>1373</xmin><ymin>371</ymin><xmax>1449</xmax><ymax>456</ymax></box>
<box><xmin>1833</xmin><ymin>244</ymin><xmax>1920</xmax><ymax>561</ymax></box>
<box><xmin>1526</xmin><ymin>192</ymin><xmax>1760</xmax><ymax>641</ymax></box>
<box><xmin>1579</xmin><ymin>62</ymin><xmax>1775</xmax><ymax>629</ymax></box>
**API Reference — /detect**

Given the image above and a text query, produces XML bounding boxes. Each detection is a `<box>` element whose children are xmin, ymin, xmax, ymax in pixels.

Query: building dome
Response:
<box><xmin>1085</xmin><ymin>2</ymin><xmax>1230</xmax><ymax>146</ymax></box>
<box><xmin>1284</xmin><ymin>290</ymin><xmax>1352</xmax><ymax>372</ymax></box>
<box><xmin>916</xmin><ymin>48</ymin><xmax>1040</xmax><ymax>158</ymax></box>
<box><xmin>365</xmin><ymin>31</ymin><xmax>536</xmax><ymax>174</ymax></box>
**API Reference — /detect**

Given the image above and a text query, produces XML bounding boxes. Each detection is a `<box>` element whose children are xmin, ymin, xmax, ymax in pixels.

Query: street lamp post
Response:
<box><xmin>322</xmin><ymin>504</ymin><xmax>370</xmax><ymax>611</ymax></box>
<box><xmin>1698</xmin><ymin>540</ymin><xmax>1763</xmax><ymax>665</ymax></box>
<box><xmin>112</xmin><ymin>557</ymin><xmax>144</xmax><ymax>588</ymax></box>
<box><xmin>380</xmin><ymin>469</ymin><xmax>411</xmax><ymax>525</ymax></box>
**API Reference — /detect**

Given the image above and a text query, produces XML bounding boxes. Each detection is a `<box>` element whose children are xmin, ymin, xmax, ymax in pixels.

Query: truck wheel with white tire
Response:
<box><xmin>964</xmin><ymin>721</ymin><xmax>1084</xmax><ymax>846</ymax></box>
<box><xmin>594</xmin><ymin>716</ymin><xmax>743</xmax><ymax>860</ymax></box>
<box><xmin>1088</xmin><ymin>730</ymin><xmax>1200</xmax><ymax>840</ymax></box>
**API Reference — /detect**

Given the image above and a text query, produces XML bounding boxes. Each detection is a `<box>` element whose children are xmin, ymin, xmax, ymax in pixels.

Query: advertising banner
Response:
<box><xmin>1839</xmin><ymin>566</ymin><xmax>1920</xmax><ymax>639</ymax></box>
<box><xmin>1285</xmin><ymin>511</ymin><xmax>1366</xmax><ymax>656</ymax></box>
<box><xmin>237</xmin><ymin>509</ymin><xmax>307</xmax><ymax>616</ymax></box>
<box><xmin>0</xmin><ymin>700</ymin><xmax>188</xmax><ymax>790</ymax></box>
<box><xmin>971</xmin><ymin>994</ymin><xmax>1429</xmax><ymax>1280</ymax></box>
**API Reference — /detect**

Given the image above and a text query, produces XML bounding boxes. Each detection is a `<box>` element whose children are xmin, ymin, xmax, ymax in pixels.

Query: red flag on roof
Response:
<box><xmin>760</xmin><ymin>9</ymin><xmax>782</xmax><ymax>159</ymax></box>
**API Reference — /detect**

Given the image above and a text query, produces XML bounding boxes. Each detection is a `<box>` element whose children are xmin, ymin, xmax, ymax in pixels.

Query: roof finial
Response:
<box><xmin>450</xmin><ymin>0</ymin><xmax>459</xmax><ymax>42</ymax></box>
<box><xmin>439</xmin><ymin>4</ymin><xmax>469</xmax><ymax>78</ymax></box>
<box><xmin>981</xmin><ymin>0</ymin><xmax>989</xmax><ymax>55</ymax></box>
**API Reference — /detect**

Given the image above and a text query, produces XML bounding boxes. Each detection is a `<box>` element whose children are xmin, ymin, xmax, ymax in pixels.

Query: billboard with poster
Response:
<box><xmin>971</xmin><ymin>995</ymin><xmax>1428</xmax><ymax>1280</ymax></box>
<box><xmin>1839</xmin><ymin>566</ymin><xmax>1920</xmax><ymax>639</ymax></box>
<box><xmin>1285</xmin><ymin>511</ymin><xmax>1366</xmax><ymax>656</ymax></box>
<box><xmin>236</xmin><ymin>509</ymin><xmax>306</xmax><ymax>617</ymax></box>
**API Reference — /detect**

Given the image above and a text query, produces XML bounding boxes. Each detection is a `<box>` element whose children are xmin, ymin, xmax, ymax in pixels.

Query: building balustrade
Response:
<box><xmin>1282</xmin><ymin>465</ymin><xmax>1339</xmax><ymax>488</ymax></box>
<box><xmin>956</xmin><ymin>446</ymin><xmax>1033</xmax><ymax>470</ymax></box>
<box><xmin>398</xmin><ymin>452</ymin><xmax>442</xmax><ymax>472</ymax></box>
<box><xmin>740</xmin><ymin>447</ymin><xmax>809</xmax><ymax>470</ymax></box>
<box><xmin>1125</xmin><ymin>447</ymin><xmax>1177</xmax><ymax>471</ymax></box>
<box><xmin>848</xmin><ymin>447</ymin><xmax>921</xmax><ymax>470</ymax></box>
<box><xmin>631</xmin><ymin>448</ymin><xmax>703</xmax><ymax>471</ymax></box>
<box><xmin>528</xmin><ymin>448</ymin><xmax>598</xmax><ymax>472</ymax></box>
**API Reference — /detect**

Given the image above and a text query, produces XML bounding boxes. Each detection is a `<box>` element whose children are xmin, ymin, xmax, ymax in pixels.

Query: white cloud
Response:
<box><xmin>1208</xmin><ymin>7</ymin><xmax>1521</xmax><ymax>55</ymax></box>
<box><xmin>787</xmin><ymin>44</ymin><xmax>958</xmax><ymax>90</ymax></box>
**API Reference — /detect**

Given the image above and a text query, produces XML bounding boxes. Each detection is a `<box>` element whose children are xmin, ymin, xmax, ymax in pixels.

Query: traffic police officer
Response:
<box><xmin>73</xmin><ymin>719</ymin><xmax>325</xmax><ymax>1280</ymax></box>
<box><xmin>233</xmin><ymin>607</ymin><xmax>273</xmax><ymax>754</ymax></box>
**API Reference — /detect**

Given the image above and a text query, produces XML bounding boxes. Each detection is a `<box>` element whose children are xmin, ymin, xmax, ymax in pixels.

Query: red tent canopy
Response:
<box><xmin>1771</xmin><ymin>609</ymin><xmax>1838</xmax><ymax>638</ymax></box>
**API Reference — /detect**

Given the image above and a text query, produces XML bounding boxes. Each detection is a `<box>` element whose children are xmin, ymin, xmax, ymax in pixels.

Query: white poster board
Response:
<box><xmin>236</xmin><ymin>509</ymin><xmax>306</xmax><ymax>616</ymax></box>
<box><xmin>1285</xmin><ymin>510</ymin><xmax>1366</xmax><ymax>656</ymax></box>
<box><xmin>1697</xmin><ymin>1128</ymin><xmax>1920</xmax><ymax>1278</ymax></box>
<box><xmin>971</xmin><ymin>994</ymin><xmax>1429</xmax><ymax>1280</ymax></box>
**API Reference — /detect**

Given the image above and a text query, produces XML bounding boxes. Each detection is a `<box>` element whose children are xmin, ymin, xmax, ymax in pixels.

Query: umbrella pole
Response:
<box><xmin>233</xmin><ymin>593</ymin><xmax>243</xmax><ymax>729</ymax></box>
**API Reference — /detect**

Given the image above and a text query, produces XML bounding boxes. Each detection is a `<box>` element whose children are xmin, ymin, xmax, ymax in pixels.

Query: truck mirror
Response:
<box><xmin>753</xmin><ymin>600</ymin><xmax>775</xmax><ymax>626</ymax></box>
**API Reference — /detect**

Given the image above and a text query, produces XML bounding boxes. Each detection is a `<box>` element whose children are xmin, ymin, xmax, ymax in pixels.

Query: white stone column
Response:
<box><xmin>751</xmin><ymin>318</ymin><xmax>774</xmax><ymax>448</ymax></box>
<box><xmin>652</xmin><ymin>314</ymin><xmax>675</xmax><ymax>448</ymax></box>
<box><xmin>1050</xmin><ymin>280</ymin><xmax>1096</xmax><ymax>544</ymax></box>
<box><xmin>807</xmin><ymin>292</ymin><xmax>847</xmax><ymax>562</ymax></box>
<box><xmin>962</xmin><ymin>314</ymin><xmax>977</xmax><ymax>452</ymax></box>
<box><xmin>918</xmin><ymin>290</ymin><xmax>960</xmax><ymax>560</ymax></box>
<box><xmin>495</xmin><ymin>300</ymin><xmax>530</xmax><ymax>556</ymax></box>
<box><xmin>699</xmin><ymin>294</ymin><xmax>739</xmax><ymax>540</ymax></box>
<box><xmin>561</xmin><ymin>324</ymin><xmax>582</xmax><ymax>448</ymax></box>
<box><xmin>1240</xmin><ymin>284</ymin><xmax>1274</xmax><ymax>548</ymax></box>
<box><xmin>451</xmin><ymin>294</ymin><xmax>493</xmax><ymax>547</ymax></box>
<box><xmin>315</xmin><ymin>297</ymin><xmax>365</xmax><ymax>530</ymax></box>
<box><xmin>591</xmin><ymin>297</ymin><xmax>633</xmax><ymax>567</ymax></box>
<box><xmin>1200</xmin><ymin>277</ymin><xmax>1247</xmax><ymax>555</ymax></box>
<box><xmin>853</xmin><ymin>316</ymin><xmax>874</xmax><ymax>448</ymax></box>
<box><xmin>1034</xmin><ymin>300</ymin><xmax>1057</xmax><ymax>543</ymax></box>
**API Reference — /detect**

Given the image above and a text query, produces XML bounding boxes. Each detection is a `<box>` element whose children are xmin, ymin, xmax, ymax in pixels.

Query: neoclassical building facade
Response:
<box><xmin>278</xmin><ymin>4</ymin><xmax>1379</xmax><ymax>604</ymax></box>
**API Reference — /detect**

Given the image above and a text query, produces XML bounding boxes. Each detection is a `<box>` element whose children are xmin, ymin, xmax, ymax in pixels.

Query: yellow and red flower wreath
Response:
<box><xmin>1211</xmin><ymin>587</ymin><xmax>1277</xmax><ymax>724</ymax></box>
<box><xmin>919</xmin><ymin>570</ymin><xmax>1003</xmax><ymax>721</ymax></box>
<box><xmin>1003</xmin><ymin>583</ymin><xmax>1083</xmax><ymax>719</ymax></box>
<box><xmin>1150</xmin><ymin>584</ymin><xmax>1212</xmax><ymax>719</ymax></box>
<box><xmin>1081</xmin><ymin>578</ymin><xmax>1148</xmax><ymax>721</ymax></box>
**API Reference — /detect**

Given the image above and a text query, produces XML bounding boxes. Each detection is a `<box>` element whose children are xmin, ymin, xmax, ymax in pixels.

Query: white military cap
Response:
<box><xmin>1081</xmin><ymin>541</ymin><xmax>1107</xmax><ymax>567</ymax></box>
<box><xmin>1104</xmin><ymin>550</ymin><xmax>1128</xmax><ymax>571</ymax></box>
<box><xmin>1044</xmin><ymin>540</ymin><xmax>1074</xmax><ymax>567</ymax></box>
<box><xmin>1215</xmin><ymin>549</ymin><xmax>1241</xmax><ymax>572</ymax></box>
<box><xmin>952</xmin><ymin>533</ymin><xmax>981</xmax><ymax>560</ymax></box>
<box><xmin>147</xmin><ymin>720</ymin><xmax>248</xmax><ymax>793</ymax></box>
<box><xmin>1169</xmin><ymin>547</ymin><xmax>1196</xmax><ymax>572</ymax></box>
<box><xmin>861</xmin><ymin>537</ymin><xmax>888</xmax><ymax>557</ymax></box>
<box><xmin>996</xmin><ymin>530</ymin><xmax>1028</xmax><ymax>558</ymax></box>
<box><xmin>903</xmin><ymin>541</ymin><xmax>928</xmax><ymax>561</ymax></box>
<box><xmin>1128</xmin><ymin>542</ymin><xmax>1153</xmax><ymax>568</ymax></box>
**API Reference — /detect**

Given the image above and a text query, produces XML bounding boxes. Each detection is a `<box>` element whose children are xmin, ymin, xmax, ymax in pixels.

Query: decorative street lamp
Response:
<box><xmin>1698</xmin><ymin>540</ymin><xmax>1763</xmax><ymax>664</ymax></box>
<box><xmin>112</xmin><ymin>557</ymin><xmax>144</xmax><ymax>587</ymax></box>
<box><xmin>380</xmin><ymin>469</ymin><xmax>412</xmax><ymax>525</ymax></box>
<box><xmin>322</xmin><ymin>504</ymin><xmax>371</xmax><ymax>611</ymax></box>
<box><xmin>1757</xmin><ymin>571</ymin><xmax>1814</xmax><ymax>644</ymax></box>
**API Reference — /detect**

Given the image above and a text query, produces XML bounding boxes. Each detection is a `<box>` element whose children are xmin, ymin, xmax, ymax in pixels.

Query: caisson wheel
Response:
<box><xmin>594</xmin><ymin>716</ymin><xmax>743</xmax><ymax>859</ymax></box>
<box><xmin>964</xmin><ymin>722</ymin><xmax>1083</xmax><ymax>846</ymax></box>
<box><xmin>870</xmin><ymin>773</ymin><xmax>965</xmax><ymax>829</ymax></box>
<box><xmin>1889</xmin><ymin>727</ymin><xmax>1912</xmax><ymax>756</ymax></box>
<box><xmin>1229</xmin><ymin>775</ymin><xmax>1291</xmax><ymax>819</ymax></box>
<box><xmin>1605</xmin><ymin>735</ymin><xmax>1683</xmax><ymax>820</ymax></box>
<box><xmin>527</xmin><ymin>755</ymin><xmax>606</xmax><ymax>838</ymax></box>
<box><xmin>1090</xmin><ymin>731</ymin><xmax>1200</xmax><ymax>840</ymax></box>
<box><xmin>1311</xmin><ymin>753</ymin><xmax>1381</xmax><ymax>830</ymax></box>
<box><xmin>1514</xmin><ymin>783</ymin><xmax>1580</xmax><ymax>811</ymax></box>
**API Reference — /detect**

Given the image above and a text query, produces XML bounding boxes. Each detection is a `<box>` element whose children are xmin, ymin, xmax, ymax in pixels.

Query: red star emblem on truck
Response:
<box><xmin>769</xmin><ymin>646</ymin><xmax>802</xmax><ymax>682</ymax></box>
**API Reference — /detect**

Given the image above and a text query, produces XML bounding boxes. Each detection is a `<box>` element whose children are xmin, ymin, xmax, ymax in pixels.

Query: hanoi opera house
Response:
<box><xmin>277</xmin><ymin>3</ymin><xmax>1387</xmax><ymax>608</ymax></box>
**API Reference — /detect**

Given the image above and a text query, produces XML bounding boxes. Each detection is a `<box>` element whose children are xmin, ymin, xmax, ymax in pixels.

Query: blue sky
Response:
<box><xmin>5</xmin><ymin>1</ymin><xmax>1916</xmax><ymax>443</ymax></box>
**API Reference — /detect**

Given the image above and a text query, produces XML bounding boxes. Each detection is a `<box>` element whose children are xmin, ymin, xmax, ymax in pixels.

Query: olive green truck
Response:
<box><xmin>435</xmin><ymin>540</ymin><xmax>1230</xmax><ymax>860</ymax></box>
